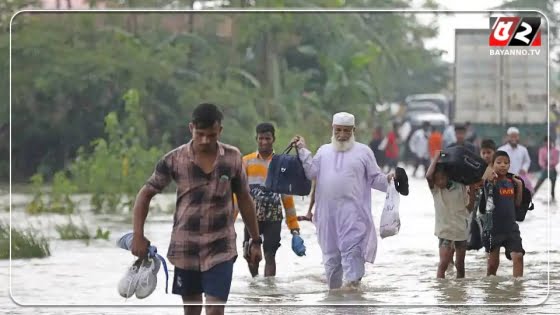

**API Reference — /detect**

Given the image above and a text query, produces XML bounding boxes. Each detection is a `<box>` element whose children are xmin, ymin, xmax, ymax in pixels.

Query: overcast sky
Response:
<box><xmin>413</xmin><ymin>0</ymin><xmax>512</xmax><ymax>62</ymax></box>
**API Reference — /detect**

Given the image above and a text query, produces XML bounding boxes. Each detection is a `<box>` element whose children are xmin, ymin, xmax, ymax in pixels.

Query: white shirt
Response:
<box><xmin>399</xmin><ymin>121</ymin><xmax>411</xmax><ymax>142</ymax></box>
<box><xmin>442</xmin><ymin>125</ymin><xmax>456</xmax><ymax>148</ymax></box>
<box><xmin>409</xmin><ymin>129</ymin><xmax>429</xmax><ymax>159</ymax></box>
<box><xmin>498</xmin><ymin>143</ymin><xmax>531</xmax><ymax>174</ymax></box>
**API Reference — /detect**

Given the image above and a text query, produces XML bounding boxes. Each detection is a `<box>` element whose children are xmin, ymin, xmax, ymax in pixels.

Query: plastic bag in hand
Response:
<box><xmin>291</xmin><ymin>234</ymin><xmax>306</xmax><ymax>256</ymax></box>
<box><xmin>380</xmin><ymin>179</ymin><xmax>401</xmax><ymax>238</ymax></box>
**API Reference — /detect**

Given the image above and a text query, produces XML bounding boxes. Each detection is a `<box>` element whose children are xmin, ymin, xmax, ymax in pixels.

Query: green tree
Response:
<box><xmin>5</xmin><ymin>4</ymin><xmax>448</xmax><ymax>183</ymax></box>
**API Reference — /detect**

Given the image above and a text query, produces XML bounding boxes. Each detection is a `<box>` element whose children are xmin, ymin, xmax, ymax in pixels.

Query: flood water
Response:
<box><xmin>1</xmin><ymin>168</ymin><xmax>559</xmax><ymax>314</ymax></box>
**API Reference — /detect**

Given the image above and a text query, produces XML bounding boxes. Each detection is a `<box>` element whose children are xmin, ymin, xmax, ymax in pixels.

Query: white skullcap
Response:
<box><xmin>507</xmin><ymin>127</ymin><xmax>520</xmax><ymax>135</ymax></box>
<box><xmin>332</xmin><ymin>112</ymin><xmax>355</xmax><ymax>126</ymax></box>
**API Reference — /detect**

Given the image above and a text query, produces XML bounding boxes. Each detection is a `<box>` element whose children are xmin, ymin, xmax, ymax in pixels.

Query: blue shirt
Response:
<box><xmin>490</xmin><ymin>178</ymin><xmax>517</xmax><ymax>234</ymax></box>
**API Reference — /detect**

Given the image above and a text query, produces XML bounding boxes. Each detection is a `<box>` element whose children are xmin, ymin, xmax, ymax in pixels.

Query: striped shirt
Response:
<box><xmin>234</xmin><ymin>151</ymin><xmax>300</xmax><ymax>231</ymax></box>
<box><xmin>145</xmin><ymin>141</ymin><xmax>247</xmax><ymax>272</ymax></box>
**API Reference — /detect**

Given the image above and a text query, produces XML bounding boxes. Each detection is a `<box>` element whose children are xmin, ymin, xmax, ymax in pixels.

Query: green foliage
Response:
<box><xmin>94</xmin><ymin>227</ymin><xmax>111</xmax><ymax>240</ymax></box>
<box><xmin>6</xmin><ymin>5</ymin><xmax>451</xmax><ymax>183</ymax></box>
<box><xmin>25</xmin><ymin>174</ymin><xmax>46</xmax><ymax>215</ymax></box>
<box><xmin>55</xmin><ymin>217</ymin><xmax>91</xmax><ymax>241</ymax></box>
<box><xmin>0</xmin><ymin>221</ymin><xmax>51</xmax><ymax>259</ymax></box>
<box><xmin>55</xmin><ymin>216</ymin><xmax>111</xmax><ymax>243</ymax></box>
<box><xmin>68</xmin><ymin>89</ymin><xmax>171</xmax><ymax>213</ymax></box>
<box><xmin>25</xmin><ymin>172</ymin><xmax>76</xmax><ymax>215</ymax></box>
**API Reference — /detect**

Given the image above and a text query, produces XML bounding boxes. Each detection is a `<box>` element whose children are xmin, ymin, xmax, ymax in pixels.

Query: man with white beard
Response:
<box><xmin>292</xmin><ymin>112</ymin><xmax>406</xmax><ymax>290</ymax></box>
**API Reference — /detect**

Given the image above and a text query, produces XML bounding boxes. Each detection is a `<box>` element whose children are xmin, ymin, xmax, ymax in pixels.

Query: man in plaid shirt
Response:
<box><xmin>130</xmin><ymin>103</ymin><xmax>262</xmax><ymax>315</ymax></box>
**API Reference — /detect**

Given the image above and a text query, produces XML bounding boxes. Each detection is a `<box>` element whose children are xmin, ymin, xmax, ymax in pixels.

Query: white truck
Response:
<box><xmin>454</xmin><ymin>29</ymin><xmax>548</xmax><ymax>126</ymax></box>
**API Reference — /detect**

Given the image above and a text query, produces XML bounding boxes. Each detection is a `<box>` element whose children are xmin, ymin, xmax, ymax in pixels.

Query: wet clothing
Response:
<box><xmin>172</xmin><ymin>258</ymin><xmax>235</xmax><ymax>301</ymax></box>
<box><xmin>483</xmin><ymin>225</ymin><xmax>525</xmax><ymax>260</ymax></box>
<box><xmin>243</xmin><ymin>221</ymin><xmax>282</xmax><ymax>256</ymax></box>
<box><xmin>439</xmin><ymin>238</ymin><xmax>467</xmax><ymax>249</ymax></box>
<box><xmin>298</xmin><ymin>142</ymin><xmax>388</xmax><ymax>289</ymax></box>
<box><xmin>480</xmin><ymin>178</ymin><xmax>525</xmax><ymax>259</ymax></box>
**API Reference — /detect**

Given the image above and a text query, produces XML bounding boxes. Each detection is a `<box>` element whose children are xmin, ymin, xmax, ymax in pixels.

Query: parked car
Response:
<box><xmin>405</xmin><ymin>93</ymin><xmax>452</xmax><ymax>117</ymax></box>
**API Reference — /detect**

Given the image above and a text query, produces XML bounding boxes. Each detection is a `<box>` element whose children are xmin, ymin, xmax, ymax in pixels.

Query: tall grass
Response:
<box><xmin>55</xmin><ymin>217</ymin><xmax>91</xmax><ymax>240</ymax></box>
<box><xmin>55</xmin><ymin>216</ymin><xmax>111</xmax><ymax>241</ymax></box>
<box><xmin>0</xmin><ymin>222</ymin><xmax>51</xmax><ymax>259</ymax></box>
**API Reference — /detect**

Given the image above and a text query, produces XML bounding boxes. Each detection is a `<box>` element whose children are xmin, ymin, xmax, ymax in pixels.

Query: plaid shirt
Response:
<box><xmin>145</xmin><ymin>141</ymin><xmax>248</xmax><ymax>272</ymax></box>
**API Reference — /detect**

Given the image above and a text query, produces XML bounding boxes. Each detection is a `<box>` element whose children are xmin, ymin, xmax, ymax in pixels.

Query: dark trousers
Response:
<box><xmin>534</xmin><ymin>169</ymin><xmax>557</xmax><ymax>199</ymax></box>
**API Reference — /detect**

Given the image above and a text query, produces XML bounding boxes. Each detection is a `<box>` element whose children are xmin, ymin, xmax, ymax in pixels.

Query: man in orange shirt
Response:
<box><xmin>233</xmin><ymin>123</ymin><xmax>301</xmax><ymax>278</ymax></box>
<box><xmin>429</xmin><ymin>126</ymin><xmax>443</xmax><ymax>159</ymax></box>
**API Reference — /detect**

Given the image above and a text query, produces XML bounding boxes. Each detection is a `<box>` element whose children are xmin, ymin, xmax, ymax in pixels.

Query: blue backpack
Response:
<box><xmin>265</xmin><ymin>143</ymin><xmax>312</xmax><ymax>196</ymax></box>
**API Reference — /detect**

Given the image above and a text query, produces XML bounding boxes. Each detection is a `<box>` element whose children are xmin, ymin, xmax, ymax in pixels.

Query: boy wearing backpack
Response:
<box><xmin>464</xmin><ymin>139</ymin><xmax>498</xmax><ymax>253</ymax></box>
<box><xmin>481</xmin><ymin>150</ymin><xmax>525</xmax><ymax>277</ymax></box>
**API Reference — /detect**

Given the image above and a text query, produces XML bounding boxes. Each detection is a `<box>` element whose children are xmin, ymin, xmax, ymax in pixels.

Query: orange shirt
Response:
<box><xmin>429</xmin><ymin>131</ymin><xmax>443</xmax><ymax>158</ymax></box>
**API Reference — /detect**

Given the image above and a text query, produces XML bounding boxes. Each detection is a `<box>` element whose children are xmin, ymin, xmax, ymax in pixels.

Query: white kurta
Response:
<box><xmin>409</xmin><ymin>129</ymin><xmax>429</xmax><ymax>159</ymax></box>
<box><xmin>298</xmin><ymin>142</ymin><xmax>388</xmax><ymax>289</ymax></box>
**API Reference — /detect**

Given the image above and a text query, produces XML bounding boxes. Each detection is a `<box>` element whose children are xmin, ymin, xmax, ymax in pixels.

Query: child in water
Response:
<box><xmin>481</xmin><ymin>150</ymin><xmax>525</xmax><ymax>277</ymax></box>
<box><xmin>427</xmin><ymin>152</ymin><xmax>476</xmax><ymax>279</ymax></box>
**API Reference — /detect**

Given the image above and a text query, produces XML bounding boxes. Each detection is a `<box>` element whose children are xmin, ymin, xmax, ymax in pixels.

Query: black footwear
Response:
<box><xmin>395</xmin><ymin>167</ymin><xmax>409</xmax><ymax>196</ymax></box>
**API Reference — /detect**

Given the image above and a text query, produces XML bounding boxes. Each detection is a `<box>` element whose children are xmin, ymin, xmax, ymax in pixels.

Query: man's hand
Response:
<box><xmin>250</xmin><ymin>241</ymin><xmax>263</xmax><ymax>265</ymax></box>
<box><xmin>131</xmin><ymin>234</ymin><xmax>150</xmax><ymax>258</ymax></box>
<box><xmin>305</xmin><ymin>210</ymin><xmax>313</xmax><ymax>222</ymax></box>
<box><xmin>387</xmin><ymin>173</ymin><xmax>395</xmax><ymax>183</ymax></box>
<box><xmin>291</xmin><ymin>135</ymin><xmax>306</xmax><ymax>149</ymax></box>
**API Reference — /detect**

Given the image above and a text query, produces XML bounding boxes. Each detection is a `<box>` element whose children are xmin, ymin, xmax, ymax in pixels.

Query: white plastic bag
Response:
<box><xmin>379</xmin><ymin>179</ymin><xmax>401</xmax><ymax>238</ymax></box>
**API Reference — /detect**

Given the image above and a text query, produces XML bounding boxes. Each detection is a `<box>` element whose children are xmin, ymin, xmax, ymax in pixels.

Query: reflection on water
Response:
<box><xmin>1</xmin><ymin>174</ymin><xmax>558</xmax><ymax>314</ymax></box>
<box><xmin>480</xmin><ymin>277</ymin><xmax>526</xmax><ymax>304</ymax></box>
<box><xmin>435</xmin><ymin>279</ymin><xmax>469</xmax><ymax>304</ymax></box>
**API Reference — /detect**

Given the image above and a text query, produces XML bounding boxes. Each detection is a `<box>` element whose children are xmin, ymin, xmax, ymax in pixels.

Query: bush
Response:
<box><xmin>25</xmin><ymin>89</ymin><xmax>172</xmax><ymax>215</ymax></box>
<box><xmin>55</xmin><ymin>216</ymin><xmax>111</xmax><ymax>243</ymax></box>
<box><xmin>0</xmin><ymin>222</ymin><xmax>51</xmax><ymax>259</ymax></box>
<box><xmin>55</xmin><ymin>217</ymin><xmax>91</xmax><ymax>240</ymax></box>
<box><xmin>68</xmin><ymin>89</ymin><xmax>171</xmax><ymax>214</ymax></box>
<box><xmin>25</xmin><ymin>172</ymin><xmax>76</xmax><ymax>215</ymax></box>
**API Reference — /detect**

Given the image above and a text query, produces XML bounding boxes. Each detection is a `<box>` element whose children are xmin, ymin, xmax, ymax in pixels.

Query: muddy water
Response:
<box><xmin>1</xmin><ymin>172</ymin><xmax>558</xmax><ymax>314</ymax></box>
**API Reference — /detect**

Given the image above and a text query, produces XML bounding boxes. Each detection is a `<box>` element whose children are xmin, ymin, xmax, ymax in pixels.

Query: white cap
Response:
<box><xmin>332</xmin><ymin>112</ymin><xmax>355</xmax><ymax>126</ymax></box>
<box><xmin>507</xmin><ymin>127</ymin><xmax>520</xmax><ymax>135</ymax></box>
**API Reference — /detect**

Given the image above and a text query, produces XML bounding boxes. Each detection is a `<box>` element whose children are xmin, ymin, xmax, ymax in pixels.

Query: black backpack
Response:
<box><xmin>265</xmin><ymin>142</ymin><xmax>312</xmax><ymax>196</ymax></box>
<box><xmin>466</xmin><ymin>209</ymin><xmax>484</xmax><ymax>250</ymax></box>
<box><xmin>506</xmin><ymin>173</ymin><xmax>535</xmax><ymax>222</ymax></box>
<box><xmin>439</xmin><ymin>146</ymin><xmax>487</xmax><ymax>185</ymax></box>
